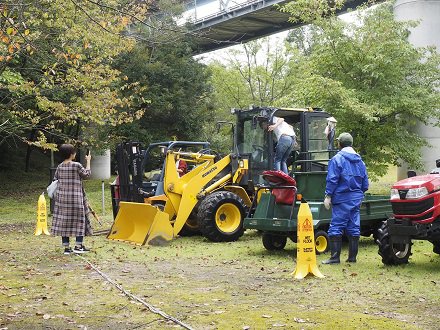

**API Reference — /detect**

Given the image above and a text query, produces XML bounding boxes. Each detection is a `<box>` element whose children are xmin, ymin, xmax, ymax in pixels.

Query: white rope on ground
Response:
<box><xmin>74</xmin><ymin>254</ymin><xmax>194</xmax><ymax>330</ymax></box>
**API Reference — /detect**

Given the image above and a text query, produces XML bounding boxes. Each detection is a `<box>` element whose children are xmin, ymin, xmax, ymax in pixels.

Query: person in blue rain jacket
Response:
<box><xmin>322</xmin><ymin>132</ymin><xmax>369</xmax><ymax>264</ymax></box>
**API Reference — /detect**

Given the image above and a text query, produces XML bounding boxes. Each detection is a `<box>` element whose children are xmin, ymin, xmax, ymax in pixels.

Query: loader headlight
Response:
<box><xmin>390</xmin><ymin>188</ymin><xmax>399</xmax><ymax>200</ymax></box>
<box><xmin>406</xmin><ymin>187</ymin><xmax>429</xmax><ymax>199</ymax></box>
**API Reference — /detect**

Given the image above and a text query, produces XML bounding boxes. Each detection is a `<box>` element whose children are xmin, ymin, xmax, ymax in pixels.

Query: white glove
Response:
<box><xmin>324</xmin><ymin>196</ymin><xmax>331</xmax><ymax>210</ymax></box>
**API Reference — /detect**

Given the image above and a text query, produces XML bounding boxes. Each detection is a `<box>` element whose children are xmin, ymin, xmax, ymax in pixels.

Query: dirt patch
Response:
<box><xmin>1</xmin><ymin>231</ymin><xmax>439</xmax><ymax>329</ymax></box>
<box><xmin>0</xmin><ymin>222</ymin><xmax>33</xmax><ymax>233</ymax></box>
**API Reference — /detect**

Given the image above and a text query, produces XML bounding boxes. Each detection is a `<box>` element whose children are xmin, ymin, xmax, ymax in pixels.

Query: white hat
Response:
<box><xmin>327</xmin><ymin>116</ymin><xmax>337</xmax><ymax>123</ymax></box>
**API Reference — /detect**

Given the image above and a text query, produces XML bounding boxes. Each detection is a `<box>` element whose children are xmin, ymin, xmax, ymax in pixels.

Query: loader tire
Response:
<box><xmin>377</xmin><ymin>220</ymin><xmax>412</xmax><ymax>265</ymax></box>
<box><xmin>179</xmin><ymin>216</ymin><xmax>200</xmax><ymax>237</ymax></box>
<box><xmin>197</xmin><ymin>191</ymin><xmax>246</xmax><ymax>242</ymax></box>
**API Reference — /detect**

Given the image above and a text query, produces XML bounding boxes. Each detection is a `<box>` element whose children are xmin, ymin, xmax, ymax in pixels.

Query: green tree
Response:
<box><xmin>210</xmin><ymin>1</ymin><xmax>440</xmax><ymax>176</ymax></box>
<box><xmin>113</xmin><ymin>19</ymin><xmax>214</xmax><ymax>145</ymax></box>
<box><xmin>282</xmin><ymin>1</ymin><xmax>440</xmax><ymax>176</ymax></box>
<box><xmin>0</xmin><ymin>0</ymin><xmax>144</xmax><ymax>153</ymax></box>
<box><xmin>209</xmin><ymin>37</ymin><xmax>299</xmax><ymax>109</ymax></box>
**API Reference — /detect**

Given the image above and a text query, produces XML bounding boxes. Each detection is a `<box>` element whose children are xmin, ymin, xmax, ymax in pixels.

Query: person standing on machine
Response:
<box><xmin>324</xmin><ymin>117</ymin><xmax>337</xmax><ymax>150</ymax></box>
<box><xmin>261</xmin><ymin>116</ymin><xmax>296</xmax><ymax>174</ymax></box>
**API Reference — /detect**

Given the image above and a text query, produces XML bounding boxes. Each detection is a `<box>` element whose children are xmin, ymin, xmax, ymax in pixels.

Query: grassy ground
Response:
<box><xmin>1</xmin><ymin>167</ymin><xmax>439</xmax><ymax>330</ymax></box>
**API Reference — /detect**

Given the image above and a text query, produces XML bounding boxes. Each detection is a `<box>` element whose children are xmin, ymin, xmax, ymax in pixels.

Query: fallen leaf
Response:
<box><xmin>294</xmin><ymin>317</ymin><xmax>306</xmax><ymax>323</ymax></box>
<box><xmin>43</xmin><ymin>314</ymin><xmax>51</xmax><ymax>319</ymax></box>
<box><xmin>272</xmin><ymin>323</ymin><xmax>286</xmax><ymax>327</ymax></box>
<box><xmin>54</xmin><ymin>272</ymin><xmax>62</xmax><ymax>276</ymax></box>
<box><xmin>262</xmin><ymin>314</ymin><xmax>272</xmax><ymax>318</ymax></box>
<box><xmin>350</xmin><ymin>272</ymin><xmax>358</xmax><ymax>277</ymax></box>
<box><xmin>242</xmin><ymin>326</ymin><xmax>250</xmax><ymax>330</ymax></box>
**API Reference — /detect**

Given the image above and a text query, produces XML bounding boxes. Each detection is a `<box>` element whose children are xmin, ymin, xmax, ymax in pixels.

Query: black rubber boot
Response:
<box><xmin>346</xmin><ymin>236</ymin><xmax>359</xmax><ymax>263</ymax></box>
<box><xmin>322</xmin><ymin>235</ymin><xmax>342</xmax><ymax>264</ymax></box>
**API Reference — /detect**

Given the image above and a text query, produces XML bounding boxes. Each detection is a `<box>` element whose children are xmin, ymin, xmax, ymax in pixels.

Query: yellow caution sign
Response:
<box><xmin>292</xmin><ymin>199</ymin><xmax>324</xmax><ymax>279</ymax></box>
<box><xmin>35</xmin><ymin>193</ymin><xmax>50</xmax><ymax>236</ymax></box>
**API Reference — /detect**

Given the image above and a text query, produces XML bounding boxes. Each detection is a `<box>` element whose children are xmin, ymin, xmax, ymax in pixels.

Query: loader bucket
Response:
<box><xmin>107</xmin><ymin>202</ymin><xmax>174</xmax><ymax>246</ymax></box>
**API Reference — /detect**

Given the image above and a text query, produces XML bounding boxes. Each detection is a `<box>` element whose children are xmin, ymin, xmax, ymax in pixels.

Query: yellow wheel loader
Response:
<box><xmin>109</xmin><ymin>141</ymin><xmax>211</xmax><ymax>237</ymax></box>
<box><xmin>108</xmin><ymin>107</ymin><xmax>334</xmax><ymax>245</ymax></box>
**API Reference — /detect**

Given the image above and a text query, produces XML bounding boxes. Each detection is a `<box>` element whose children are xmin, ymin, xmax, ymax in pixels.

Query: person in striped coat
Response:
<box><xmin>50</xmin><ymin>144</ymin><xmax>92</xmax><ymax>255</ymax></box>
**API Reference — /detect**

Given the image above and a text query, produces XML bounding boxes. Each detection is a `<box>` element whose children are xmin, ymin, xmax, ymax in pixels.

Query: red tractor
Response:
<box><xmin>377</xmin><ymin>163</ymin><xmax>440</xmax><ymax>265</ymax></box>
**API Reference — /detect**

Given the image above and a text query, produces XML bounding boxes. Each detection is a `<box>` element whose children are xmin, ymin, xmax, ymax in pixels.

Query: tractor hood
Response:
<box><xmin>393</xmin><ymin>174</ymin><xmax>440</xmax><ymax>192</ymax></box>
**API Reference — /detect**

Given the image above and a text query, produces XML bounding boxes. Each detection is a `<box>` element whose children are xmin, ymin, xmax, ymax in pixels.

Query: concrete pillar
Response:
<box><xmin>90</xmin><ymin>149</ymin><xmax>111</xmax><ymax>180</ymax></box>
<box><xmin>394</xmin><ymin>0</ymin><xmax>440</xmax><ymax>179</ymax></box>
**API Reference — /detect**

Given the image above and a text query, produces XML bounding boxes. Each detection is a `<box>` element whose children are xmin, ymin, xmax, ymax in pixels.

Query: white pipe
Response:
<box><xmin>101</xmin><ymin>180</ymin><xmax>105</xmax><ymax>216</ymax></box>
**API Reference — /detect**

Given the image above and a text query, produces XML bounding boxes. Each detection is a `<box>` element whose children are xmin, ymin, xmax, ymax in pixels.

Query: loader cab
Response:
<box><xmin>234</xmin><ymin>107</ymin><xmax>332</xmax><ymax>186</ymax></box>
<box><xmin>142</xmin><ymin>141</ymin><xmax>211</xmax><ymax>195</ymax></box>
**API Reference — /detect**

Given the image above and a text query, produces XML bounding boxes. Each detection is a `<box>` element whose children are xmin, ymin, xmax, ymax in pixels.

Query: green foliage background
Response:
<box><xmin>0</xmin><ymin>1</ymin><xmax>439</xmax><ymax>178</ymax></box>
<box><xmin>0</xmin><ymin>0</ymin><xmax>215</xmax><ymax>169</ymax></box>
<box><xmin>208</xmin><ymin>2</ymin><xmax>440</xmax><ymax>177</ymax></box>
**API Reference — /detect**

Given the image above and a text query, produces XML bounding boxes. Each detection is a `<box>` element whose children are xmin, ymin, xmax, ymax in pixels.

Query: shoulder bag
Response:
<box><xmin>47</xmin><ymin>180</ymin><xmax>58</xmax><ymax>199</ymax></box>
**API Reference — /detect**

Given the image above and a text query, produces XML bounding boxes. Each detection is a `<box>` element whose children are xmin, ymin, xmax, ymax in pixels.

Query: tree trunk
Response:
<box><xmin>25</xmin><ymin>129</ymin><xmax>37</xmax><ymax>172</ymax></box>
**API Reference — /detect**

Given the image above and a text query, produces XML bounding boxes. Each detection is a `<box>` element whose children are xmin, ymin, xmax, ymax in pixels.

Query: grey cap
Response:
<box><xmin>336</xmin><ymin>132</ymin><xmax>353</xmax><ymax>147</ymax></box>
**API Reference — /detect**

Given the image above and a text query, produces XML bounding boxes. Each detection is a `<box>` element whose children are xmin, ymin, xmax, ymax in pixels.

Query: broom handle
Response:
<box><xmin>88</xmin><ymin>204</ymin><xmax>103</xmax><ymax>226</ymax></box>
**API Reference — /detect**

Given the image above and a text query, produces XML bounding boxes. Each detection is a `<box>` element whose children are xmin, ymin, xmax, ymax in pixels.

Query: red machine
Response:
<box><xmin>377</xmin><ymin>171</ymin><xmax>440</xmax><ymax>265</ymax></box>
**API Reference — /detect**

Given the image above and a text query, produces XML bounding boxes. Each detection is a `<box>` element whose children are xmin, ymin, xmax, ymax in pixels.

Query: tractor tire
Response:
<box><xmin>433</xmin><ymin>242</ymin><xmax>440</xmax><ymax>255</ymax></box>
<box><xmin>314</xmin><ymin>230</ymin><xmax>329</xmax><ymax>255</ymax></box>
<box><xmin>377</xmin><ymin>220</ymin><xmax>412</xmax><ymax>265</ymax></box>
<box><xmin>197</xmin><ymin>191</ymin><xmax>246</xmax><ymax>242</ymax></box>
<box><xmin>262</xmin><ymin>233</ymin><xmax>287</xmax><ymax>250</ymax></box>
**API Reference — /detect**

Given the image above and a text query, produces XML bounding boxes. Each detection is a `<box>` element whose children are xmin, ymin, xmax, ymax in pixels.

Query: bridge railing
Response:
<box><xmin>190</xmin><ymin>0</ymin><xmax>265</xmax><ymax>24</ymax></box>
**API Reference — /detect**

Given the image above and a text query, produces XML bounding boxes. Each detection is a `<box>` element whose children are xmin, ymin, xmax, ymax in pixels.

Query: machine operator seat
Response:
<box><xmin>262</xmin><ymin>170</ymin><xmax>297</xmax><ymax>205</ymax></box>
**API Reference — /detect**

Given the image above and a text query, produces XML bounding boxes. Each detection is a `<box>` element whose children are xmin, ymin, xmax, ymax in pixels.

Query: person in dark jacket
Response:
<box><xmin>324</xmin><ymin>117</ymin><xmax>337</xmax><ymax>150</ymax></box>
<box><xmin>322</xmin><ymin>133</ymin><xmax>369</xmax><ymax>264</ymax></box>
<box><xmin>51</xmin><ymin>144</ymin><xmax>92</xmax><ymax>255</ymax></box>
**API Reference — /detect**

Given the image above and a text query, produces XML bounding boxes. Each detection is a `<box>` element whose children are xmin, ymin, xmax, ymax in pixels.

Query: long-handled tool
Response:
<box><xmin>87</xmin><ymin>203</ymin><xmax>111</xmax><ymax>236</ymax></box>
<box><xmin>88</xmin><ymin>203</ymin><xmax>103</xmax><ymax>226</ymax></box>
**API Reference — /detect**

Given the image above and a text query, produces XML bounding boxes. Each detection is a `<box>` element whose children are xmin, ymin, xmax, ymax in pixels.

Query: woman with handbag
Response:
<box><xmin>50</xmin><ymin>144</ymin><xmax>92</xmax><ymax>255</ymax></box>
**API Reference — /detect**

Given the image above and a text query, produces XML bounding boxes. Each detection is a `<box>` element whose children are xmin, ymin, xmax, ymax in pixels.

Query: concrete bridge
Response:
<box><xmin>185</xmin><ymin>0</ymin><xmax>370</xmax><ymax>53</ymax></box>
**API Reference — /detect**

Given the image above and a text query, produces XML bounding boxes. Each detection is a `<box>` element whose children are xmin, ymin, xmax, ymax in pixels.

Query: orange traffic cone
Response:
<box><xmin>35</xmin><ymin>193</ymin><xmax>50</xmax><ymax>236</ymax></box>
<box><xmin>292</xmin><ymin>199</ymin><xmax>324</xmax><ymax>279</ymax></box>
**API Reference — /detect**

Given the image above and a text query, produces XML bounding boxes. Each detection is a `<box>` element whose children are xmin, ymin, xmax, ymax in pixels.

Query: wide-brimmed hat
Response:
<box><xmin>327</xmin><ymin>116</ymin><xmax>337</xmax><ymax>123</ymax></box>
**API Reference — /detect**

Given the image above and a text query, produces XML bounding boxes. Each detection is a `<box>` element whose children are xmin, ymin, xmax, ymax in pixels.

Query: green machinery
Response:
<box><xmin>243</xmin><ymin>109</ymin><xmax>392</xmax><ymax>253</ymax></box>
